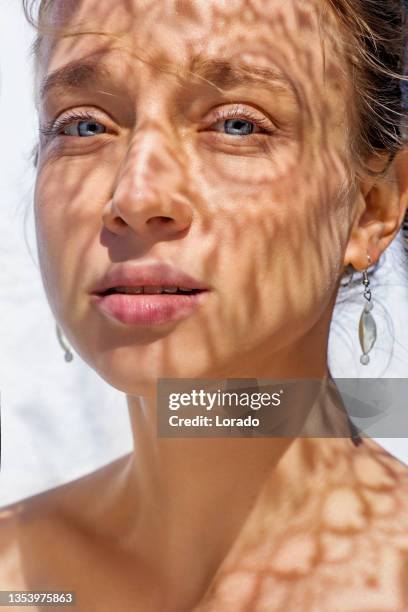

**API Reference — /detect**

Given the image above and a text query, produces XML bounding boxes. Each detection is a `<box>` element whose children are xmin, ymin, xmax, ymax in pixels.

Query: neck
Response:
<box><xmin>114</xmin><ymin>366</ymin><xmax>358</xmax><ymax>600</ymax></box>
<box><xmin>87</xmin><ymin>306</ymin><xmax>359</xmax><ymax>606</ymax></box>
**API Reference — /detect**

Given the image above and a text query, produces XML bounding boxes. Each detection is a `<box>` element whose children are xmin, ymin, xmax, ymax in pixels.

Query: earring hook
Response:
<box><xmin>55</xmin><ymin>324</ymin><xmax>74</xmax><ymax>362</ymax></box>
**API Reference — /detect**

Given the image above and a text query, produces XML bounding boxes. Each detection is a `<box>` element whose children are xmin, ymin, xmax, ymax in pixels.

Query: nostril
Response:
<box><xmin>147</xmin><ymin>216</ymin><xmax>174</xmax><ymax>224</ymax></box>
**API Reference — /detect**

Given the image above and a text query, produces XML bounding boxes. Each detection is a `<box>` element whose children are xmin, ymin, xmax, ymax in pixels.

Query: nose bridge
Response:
<box><xmin>115</xmin><ymin>123</ymin><xmax>186</xmax><ymax>206</ymax></box>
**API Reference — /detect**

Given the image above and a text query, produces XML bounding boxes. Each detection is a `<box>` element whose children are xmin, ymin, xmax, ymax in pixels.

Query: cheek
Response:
<box><xmin>191</xmin><ymin>149</ymin><xmax>351</xmax><ymax>345</ymax></box>
<box><xmin>34</xmin><ymin>126</ymin><xmax>351</xmax><ymax>357</ymax></box>
<box><xmin>34</xmin><ymin>158</ymin><xmax>114</xmax><ymax>318</ymax></box>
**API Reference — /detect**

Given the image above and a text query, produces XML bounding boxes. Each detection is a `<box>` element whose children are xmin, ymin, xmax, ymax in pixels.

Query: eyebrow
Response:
<box><xmin>39</xmin><ymin>59</ymin><xmax>113</xmax><ymax>102</ymax></box>
<box><xmin>186</xmin><ymin>57</ymin><xmax>298</xmax><ymax>98</ymax></box>
<box><xmin>39</xmin><ymin>55</ymin><xmax>299</xmax><ymax>103</ymax></box>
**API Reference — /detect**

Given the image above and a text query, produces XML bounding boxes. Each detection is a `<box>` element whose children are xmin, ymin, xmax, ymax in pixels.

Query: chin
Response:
<box><xmin>89</xmin><ymin>353</ymin><xmax>212</xmax><ymax>398</ymax></box>
<box><xmin>75</xmin><ymin>329</ymin><xmax>235</xmax><ymax>394</ymax></box>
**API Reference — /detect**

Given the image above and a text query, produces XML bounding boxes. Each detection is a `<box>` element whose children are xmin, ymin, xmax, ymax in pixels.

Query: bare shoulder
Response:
<box><xmin>196</xmin><ymin>439</ymin><xmax>408</xmax><ymax>612</ymax></box>
<box><xmin>0</xmin><ymin>485</ymin><xmax>82</xmax><ymax>610</ymax></box>
<box><xmin>0</xmin><ymin>501</ymin><xmax>27</xmax><ymax>589</ymax></box>
<box><xmin>0</xmin><ymin>454</ymin><xmax>131</xmax><ymax>592</ymax></box>
<box><xmin>356</xmin><ymin>437</ymin><xmax>408</xmax><ymax>532</ymax></box>
<box><xmin>0</xmin><ymin>487</ymin><xmax>70</xmax><ymax>593</ymax></box>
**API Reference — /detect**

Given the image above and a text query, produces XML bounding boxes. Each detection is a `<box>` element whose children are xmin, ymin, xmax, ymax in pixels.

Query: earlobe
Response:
<box><xmin>342</xmin><ymin>186</ymin><xmax>385</xmax><ymax>272</ymax></box>
<box><xmin>343</xmin><ymin>148</ymin><xmax>408</xmax><ymax>271</ymax></box>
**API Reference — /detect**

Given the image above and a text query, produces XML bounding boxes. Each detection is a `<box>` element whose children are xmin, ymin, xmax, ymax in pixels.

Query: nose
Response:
<box><xmin>102</xmin><ymin>128</ymin><xmax>193</xmax><ymax>238</ymax></box>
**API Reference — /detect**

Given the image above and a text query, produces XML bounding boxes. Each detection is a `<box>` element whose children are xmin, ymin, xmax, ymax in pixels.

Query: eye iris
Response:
<box><xmin>224</xmin><ymin>119</ymin><xmax>254</xmax><ymax>136</ymax></box>
<box><xmin>76</xmin><ymin>121</ymin><xmax>105</xmax><ymax>137</ymax></box>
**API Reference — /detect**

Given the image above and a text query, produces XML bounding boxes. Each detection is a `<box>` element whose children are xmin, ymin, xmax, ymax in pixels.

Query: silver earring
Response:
<box><xmin>55</xmin><ymin>323</ymin><xmax>74</xmax><ymax>362</ymax></box>
<box><xmin>359</xmin><ymin>254</ymin><xmax>377</xmax><ymax>365</ymax></box>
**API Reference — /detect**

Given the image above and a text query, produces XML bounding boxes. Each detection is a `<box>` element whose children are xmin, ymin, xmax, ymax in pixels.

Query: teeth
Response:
<box><xmin>143</xmin><ymin>286</ymin><xmax>164</xmax><ymax>294</ymax></box>
<box><xmin>110</xmin><ymin>285</ymin><xmax>194</xmax><ymax>295</ymax></box>
<box><xmin>162</xmin><ymin>286</ymin><xmax>178</xmax><ymax>293</ymax></box>
<box><xmin>114</xmin><ymin>286</ymin><xmax>143</xmax><ymax>294</ymax></box>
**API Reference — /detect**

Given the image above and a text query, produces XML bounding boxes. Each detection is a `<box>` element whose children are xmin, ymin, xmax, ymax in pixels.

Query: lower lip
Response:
<box><xmin>90</xmin><ymin>291</ymin><xmax>210</xmax><ymax>326</ymax></box>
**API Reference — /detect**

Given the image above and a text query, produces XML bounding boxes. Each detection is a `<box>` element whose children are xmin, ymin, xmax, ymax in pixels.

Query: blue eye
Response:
<box><xmin>223</xmin><ymin>119</ymin><xmax>254</xmax><ymax>136</ymax></box>
<box><xmin>63</xmin><ymin>120</ymin><xmax>106</xmax><ymax>137</ymax></box>
<box><xmin>211</xmin><ymin>106</ymin><xmax>274</xmax><ymax>138</ymax></box>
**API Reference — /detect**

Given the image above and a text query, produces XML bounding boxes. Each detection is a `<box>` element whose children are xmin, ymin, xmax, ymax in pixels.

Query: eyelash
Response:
<box><xmin>39</xmin><ymin>106</ymin><xmax>275</xmax><ymax>139</ymax></box>
<box><xmin>211</xmin><ymin>105</ymin><xmax>275</xmax><ymax>135</ymax></box>
<box><xmin>39</xmin><ymin>110</ymin><xmax>98</xmax><ymax>138</ymax></box>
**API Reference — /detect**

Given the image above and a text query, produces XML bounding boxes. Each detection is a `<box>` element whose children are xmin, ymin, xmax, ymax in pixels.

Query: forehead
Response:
<box><xmin>39</xmin><ymin>0</ymin><xmax>344</xmax><ymax>88</ymax></box>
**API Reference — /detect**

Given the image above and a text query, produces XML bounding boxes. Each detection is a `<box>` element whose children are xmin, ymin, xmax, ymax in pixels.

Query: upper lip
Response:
<box><xmin>91</xmin><ymin>261</ymin><xmax>211</xmax><ymax>294</ymax></box>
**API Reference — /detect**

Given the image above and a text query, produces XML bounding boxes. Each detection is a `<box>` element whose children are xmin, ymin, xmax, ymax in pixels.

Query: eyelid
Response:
<box><xmin>206</xmin><ymin>104</ymin><xmax>277</xmax><ymax>133</ymax></box>
<box><xmin>40</xmin><ymin>107</ymin><xmax>113</xmax><ymax>138</ymax></box>
<box><xmin>40</xmin><ymin>103</ymin><xmax>277</xmax><ymax>141</ymax></box>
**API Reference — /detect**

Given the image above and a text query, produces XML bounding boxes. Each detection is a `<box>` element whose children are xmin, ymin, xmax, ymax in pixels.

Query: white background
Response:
<box><xmin>0</xmin><ymin>0</ymin><xmax>407</xmax><ymax>507</ymax></box>
<box><xmin>0</xmin><ymin>0</ymin><xmax>132</xmax><ymax>507</ymax></box>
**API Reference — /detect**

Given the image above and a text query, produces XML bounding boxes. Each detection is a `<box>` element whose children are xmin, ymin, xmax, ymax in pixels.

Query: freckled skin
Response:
<box><xmin>4</xmin><ymin>0</ymin><xmax>408</xmax><ymax>610</ymax></box>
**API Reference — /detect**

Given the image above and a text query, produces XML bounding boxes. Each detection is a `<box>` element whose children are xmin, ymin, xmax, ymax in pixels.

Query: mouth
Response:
<box><xmin>97</xmin><ymin>286</ymin><xmax>206</xmax><ymax>296</ymax></box>
<box><xmin>90</xmin><ymin>261</ymin><xmax>211</xmax><ymax>325</ymax></box>
<box><xmin>91</xmin><ymin>286</ymin><xmax>210</xmax><ymax>326</ymax></box>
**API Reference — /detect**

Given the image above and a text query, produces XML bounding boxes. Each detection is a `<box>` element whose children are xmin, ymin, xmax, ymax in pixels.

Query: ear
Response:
<box><xmin>343</xmin><ymin>148</ymin><xmax>408</xmax><ymax>271</ymax></box>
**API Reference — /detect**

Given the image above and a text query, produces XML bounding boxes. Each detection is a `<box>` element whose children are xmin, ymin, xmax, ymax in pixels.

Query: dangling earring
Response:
<box><xmin>55</xmin><ymin>323</ymin><xmax>74</xmax><ymax>362</ymax></box>
<box><xmin>359</xmin><ymin>254</ymin><xmax>377</xmax><ymax>365</ymax></box>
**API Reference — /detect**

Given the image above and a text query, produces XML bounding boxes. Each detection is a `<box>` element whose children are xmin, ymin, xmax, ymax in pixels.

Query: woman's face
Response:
<box><xmin>35</xmin><ymin>0</ymin><xmax>357</xmax><ymax>394</ymax></box>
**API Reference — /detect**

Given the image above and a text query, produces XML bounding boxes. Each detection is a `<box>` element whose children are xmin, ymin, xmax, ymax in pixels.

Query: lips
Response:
<box><xmin>90</xmin><ymin>261</ymin><xmax>211</xmax><ymax>326</ymax></box>
<box><xmin>92</xmin><ymin>261</ymin><xmax>210</xmax><ymax>296</ymax></box>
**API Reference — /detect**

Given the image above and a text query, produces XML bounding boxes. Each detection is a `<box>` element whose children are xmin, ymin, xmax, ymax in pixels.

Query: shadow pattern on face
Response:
<box><xmin>17</xmin><ymin>1</ymin><xmax>408</xmax><ymax>608</ymax></box>
<box><xmin>31</xmin><ymin>0</ymin><xmax>361</xmax><ymax>391</ymax></box>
